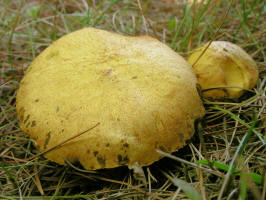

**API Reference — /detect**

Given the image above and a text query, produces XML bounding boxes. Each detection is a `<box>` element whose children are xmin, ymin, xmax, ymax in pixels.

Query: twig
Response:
<box><xmin>192</xmin><ymin>0</ymin><xmax>233</xmax><ymax>67</ymax></box>
<box><xmin>156</xmin><ymin>150</ymin><xmax>224</xmax><ymax>177</ymax></box>
<box><xmin>28</xmin><ymin>122</ymin><xmax>100</xmax><ymax>161</ymax></box>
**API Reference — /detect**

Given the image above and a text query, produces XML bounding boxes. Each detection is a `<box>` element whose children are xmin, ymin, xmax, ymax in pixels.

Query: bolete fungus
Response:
<box><xmin>188</xmin><ymin>41</ymin><xmax>259</xmax><ymax>99</ymax></box>
<box><xmin>16</xmin><ymin>28</ymin><xmax>205</xmax><ymax>170</ymax></box>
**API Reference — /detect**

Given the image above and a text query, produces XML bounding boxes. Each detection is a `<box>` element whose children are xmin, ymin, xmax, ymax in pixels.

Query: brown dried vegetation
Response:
<box><xmin>1</xmin><ymin>0</ymin><xmax>265</xmax><ymax>199</ymax></box>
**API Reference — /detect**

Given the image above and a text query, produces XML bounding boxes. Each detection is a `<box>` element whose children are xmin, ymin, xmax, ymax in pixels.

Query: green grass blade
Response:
<box><xmin>26</xmin><ymin>24</ymin><xmax>35</xmax><ymax>59</ymax></box>
<box><xmin>51</xmin><ymin>171</ymin><xmax>66</xmax><ymax>200</ymax></box>
<box><xmin>211</xmin><ymin>106</ymin><xmax>266</xmax><ymax>145</ymax></box>
<box><xmin>239</xmin><ymin>171</ymin><xmax>248</xmax><ymax>200</ymax></box>
<box><xmin>196</xmin><ymin>160</ymin><xmax>262</xmax><ymax>184</ymax></box>
<box><xmin>163</xmin><ymin>172</ymin><xmax>203</xmax><ymax>200</ymax></box>
<box><xmin>82</xmin><ymin>7</ymin><xmax>91</xmax><ymax>26</ymax></box>
<box><xmin>0</xmin><ymin>166</ymin><xmax>15</xmax><ymax>181</ymax></box>
<box><xmin>7</xmin><ymin>1</ymin><xmax>23</xmax><ymax>64</ymax></box>
<box><xmin>218</xmin><ymin>116</ymin><xmax>258</xmax><ymax>199</ymax></box>
<box><xmin>170</xmin><ymin>5</ymin><xmax>190</xmax><ymax>50</ymax></box>
<box><xmin>93</xmin><ymin>0</ymin><xmax>119</xmax><ymax>27</ymax></box>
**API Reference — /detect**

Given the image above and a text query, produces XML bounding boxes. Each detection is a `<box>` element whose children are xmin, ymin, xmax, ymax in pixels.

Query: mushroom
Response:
<box><xmin>16</xmin><ymin>28</ymin><xmax>205</xmax><ymax>170</ymax></box>
<box><xmin>187</xmin><ymin>41</ymin><xmax>259</xmax><ymax>99</ymax></box>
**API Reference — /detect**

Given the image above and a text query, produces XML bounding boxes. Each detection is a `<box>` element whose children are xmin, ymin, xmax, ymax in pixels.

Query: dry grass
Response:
<box><xmin>0</xmin><ymin>0</ymin><xmax>265</xmax><ymax>199</ymax></box>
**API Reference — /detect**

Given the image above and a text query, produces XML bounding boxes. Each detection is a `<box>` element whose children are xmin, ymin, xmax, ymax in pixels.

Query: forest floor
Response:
<box><xmin>0</xmin><ymin>0</ymin><xmax>265</xmax><ymax>199</ymax></box>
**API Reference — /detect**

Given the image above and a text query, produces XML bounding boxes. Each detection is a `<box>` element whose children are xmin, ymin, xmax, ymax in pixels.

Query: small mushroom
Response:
<box><xmin>16</xmin><ymin>28</ymin><xmax>205</xmax><ymax>170</ymax></box>
<box><xmin>187</xmin><ymin>41</ymin><xmax>259</xmax><ymax>99</ymax></box>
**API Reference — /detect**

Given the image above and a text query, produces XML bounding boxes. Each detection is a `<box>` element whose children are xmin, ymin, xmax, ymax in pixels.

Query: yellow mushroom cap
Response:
<box><xmin>188</xmin><ymin>41</ymin><xmax>259</xmax><ymax>99</ymax></box>
<box><xmin>16</xmin><ymin>28</ymin><xmax>205</xmax><ymax>170</ymax></box>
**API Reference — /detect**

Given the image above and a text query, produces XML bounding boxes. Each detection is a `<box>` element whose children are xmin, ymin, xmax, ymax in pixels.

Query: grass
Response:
<box><xmin>0</xmin><ymin>0</ymin><xmax>265</xmax><ymax>199</ymax></box>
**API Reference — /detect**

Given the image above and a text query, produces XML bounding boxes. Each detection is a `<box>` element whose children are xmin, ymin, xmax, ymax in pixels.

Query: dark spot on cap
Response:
<box><xmin>19</xmin><ymin>107</ymin><xmax>25</xmax><ymax>113</ymax></box>
<box><xmin>104</xmin><ymin>68</ymin><xmax>112</xmax><ymax>76</ymax></box>
<box><xmin>131</xmin><ymin>76</ymin><xmax>138</xmax><ymax>79</ymax></box>
<box><xmin>97</xmin><ymin>156</ymin><xmax>106</xmax><ymax>168</ymax></box>
<box><xmin>25</xmin><ymin>122</ymin><xmax>31</xmax><ymax>128</ymax></box>
<box><xmin>56</xmin><ymin>106</ymin><xmax>60</xmax><ymax>112</ymax></box>
<box><xmin>154</xmin><ymin>141</ymin><xmax>159</xmax><ymax>148</ymax></box>
<box><xmin>23</xmin><ymin>114</ymin><xmax>30</xmax><ymax>124</ymax></box>
<box><xmin>159</xmin><ymin>146</ymin><xmax>167</xmax><ymax>152</ymax></box>
<box><xmin>27</xmin><ymin>66</ymin><xmax>33</xmax><ymax>72</ymax></box>
<box><xmin>117</xmin><ymin>118</ymin><xmax>120</xmax><ymax>121</ymax></box>
<box><xmin>123</xmin><ymin>143</ymin><xmax>129</xmax><ymax>148</ymax></box>
<box><xmin>18</xmin><ymin>107</ymin><xmax>25</xmax><ymax>122</ymax></box>
<box><xmin>46</xmin><ymin>50</ymin><xmax>59</xmax><ymax>59</ymax></box>
<box><xmin>117</xmin><ymin>154</ymin><xmax>130</xmax><ymax>165</ymax></box>
<box><xmin>87</xmin><ymin>149</ymin><xmax>90</xmax><ymax>154</ymax></box>
<box><xmin>118</xmin><ymin>155</ymin><xmax>122</xmax><ymax>161</ymax></box>
<box><xmin>106</xmin><ymin>143</ymin><xmax>110</xmax><ymax>147</ymax></box>
<box><xmin>35</xmin><ymin>99</ymin><xmax>39</xmax><ymax>102</ymax></box>
<box><xmin>43</xmin><ymin>131</ymin><xmax>51</xmax><ymax>150</ymax></box>
<box><xmin>31</xmin><ymin>121</ymin><xmax>36</xmax><ymax>127</ymax></box>
<box><xmin>223</xmin><ymin>48</ymin><xmax>228</xmax><ymax>52</ymax></box>
<box><xmin>178</xmin><ymin>133</ymin><xmax>184</xmax><ymax>143</ymax></box>
<box><xmin>93</xmin><ymin>151</ymin><xmax>99</xmax><ymax>156</ymax></box>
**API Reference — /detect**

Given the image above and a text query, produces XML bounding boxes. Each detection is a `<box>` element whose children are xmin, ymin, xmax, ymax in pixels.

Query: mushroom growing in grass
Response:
<box><xmin>16</xmin><ymin>28</ymin><xmax>205</xmax><ymax>170</ymax></box>
<box><xmin>188</xmin><ymin>41</ymin><xmax>259</xmax><ymax>99</ymax></box>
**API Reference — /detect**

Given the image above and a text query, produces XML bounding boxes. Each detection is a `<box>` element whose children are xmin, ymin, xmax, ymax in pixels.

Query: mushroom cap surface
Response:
<box><xmin>16</xmin><ymin>28</ymin><xmax>205</xmax><ymax>170</ymax></box>
<box><xmin>188</xmin><ymin>41</ymin><xmax>258</xmax><ymax>99</ymax></box>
